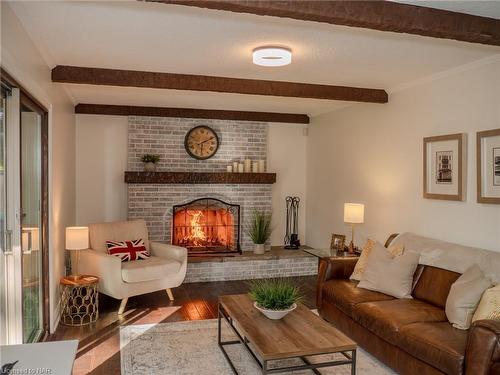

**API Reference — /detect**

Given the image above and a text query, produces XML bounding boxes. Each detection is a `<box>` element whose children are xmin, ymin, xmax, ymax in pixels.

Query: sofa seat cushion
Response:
<box><xmin>121</xmin><ymin>256</ymin><xmax>181</xmax><ymax>283</ymax></box>
<box><xmin>352</xmin><ymin>299</ymin><xmax>447</xmax><ymax>345</ymax></box>
<box><xmin>322</xmin><ymin>279</ymin><xmax>394</xmax><ymax>316</ymax></box>
<box><xmin>399</xmin><ymin>322</ymin><xmax>467</xmax><ymax>375</ymax></box>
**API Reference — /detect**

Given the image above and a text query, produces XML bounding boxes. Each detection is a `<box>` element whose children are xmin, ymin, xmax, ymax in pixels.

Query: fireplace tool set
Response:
<box><xmin>284</xmin><ymin>196</ymin><xmax>301</xmax><ymax>249</ymax></box>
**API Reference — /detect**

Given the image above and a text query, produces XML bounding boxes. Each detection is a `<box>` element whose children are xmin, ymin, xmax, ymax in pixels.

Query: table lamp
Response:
<box><xmin>66</xmin><ymin>226</ymin><xmax>89</xmax><ymax>281</ymax></box>
<box><xmin>344</xmin><ymin>203</ymin><xmax>364</xmax><ymax>254</ymax></box>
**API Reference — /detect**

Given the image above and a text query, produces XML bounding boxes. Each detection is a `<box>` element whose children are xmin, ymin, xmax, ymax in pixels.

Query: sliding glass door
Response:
<box><xmin>0</xmin><ymin>72</ymin><xmax>48</xmax><ymax>344</ymax></box>
<box><xmin>20</xmin><ymin>95</ymin><xmax>44</xmax><ymax>343</ymax></box>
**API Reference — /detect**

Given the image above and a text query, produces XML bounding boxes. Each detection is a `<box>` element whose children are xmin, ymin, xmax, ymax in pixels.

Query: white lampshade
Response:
<box><xmin>66</xmin><ymin>227</ymin><xmax>89</xmax><ymax>250</ymax></box>
<box><xmin>344</xmin><ymin>203</ymin><xmax>365</xmax><ymax>224</ymax></box>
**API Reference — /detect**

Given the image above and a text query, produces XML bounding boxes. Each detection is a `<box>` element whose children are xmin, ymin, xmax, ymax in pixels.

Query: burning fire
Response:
<box><xmin>187</xmin><ymin>210</ymin><xmax>206</xmax><ymax>246</ymax></box>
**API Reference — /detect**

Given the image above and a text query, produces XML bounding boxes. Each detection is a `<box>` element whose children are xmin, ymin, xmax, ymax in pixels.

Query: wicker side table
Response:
<box><xmin>60</xmin><ymin>275</ymin><xmax>99</xmax><ymax>326</ymax></box>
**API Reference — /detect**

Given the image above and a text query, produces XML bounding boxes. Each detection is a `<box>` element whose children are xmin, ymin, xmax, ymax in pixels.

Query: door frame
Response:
<box><xmin>1</xmin><ymin>68</ymin><xmax>50</xmax><ymax>341</ymax></box>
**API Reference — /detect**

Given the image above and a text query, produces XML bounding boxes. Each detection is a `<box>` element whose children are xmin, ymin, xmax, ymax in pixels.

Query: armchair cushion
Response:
<box><xmin>89</xmin><ymin>219</ymin><xmax>149</xmax><ymax>253</ymax></box>
<box><xmin>106</xmin><ymin>238</ymin><xmax>150</xmax><ymax>262</ymax></box>
<box><xmin>121</xmin><ymin>256</ymin><xmax>182</xmax><ymax>283</ymax></box>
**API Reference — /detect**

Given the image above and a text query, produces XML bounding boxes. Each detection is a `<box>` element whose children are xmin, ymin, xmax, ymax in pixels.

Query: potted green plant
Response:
<box><xmin>246</xmin><ymin>210</ymin><xmax>272</xmax><ymax>254</ymax></box>
<box><xmin>141</xmin><ymin>154</ymin><xmax>160</xmax><ymax>172</ymax></box>
<box><xmin>248</xmin><ymin>278</ymin><xmax>302</xmax><ymax>320</ymax></box>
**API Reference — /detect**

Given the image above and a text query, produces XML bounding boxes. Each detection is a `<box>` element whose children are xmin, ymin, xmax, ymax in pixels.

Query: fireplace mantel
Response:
<box><xmin>124</xmin><ymin>171</ymin><xmax>276</xmax><ymax>184</ymax></box>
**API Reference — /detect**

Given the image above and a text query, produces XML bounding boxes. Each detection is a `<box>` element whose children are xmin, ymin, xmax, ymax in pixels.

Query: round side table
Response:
<box><xmin>60</xmin><ymin>275</ymin><xmax>99</xmax><ymax>326</ymax></box>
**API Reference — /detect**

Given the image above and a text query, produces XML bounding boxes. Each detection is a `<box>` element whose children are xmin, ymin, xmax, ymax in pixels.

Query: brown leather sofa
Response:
<box><xmin>317</xmin><ymin>242</ymin><xmax>500</xmax><ymax>375</ymax></box>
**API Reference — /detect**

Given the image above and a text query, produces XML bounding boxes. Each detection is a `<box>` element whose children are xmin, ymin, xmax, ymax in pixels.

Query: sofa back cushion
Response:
<box><xmin>89</xmin><ymin>220</ymin><xmax>150</xmax><ymax>253</ymax></box>
<box><xmin>412</xmin><ymin>266</ymin><xmax>461</xmax><ymax>308</ymax></box>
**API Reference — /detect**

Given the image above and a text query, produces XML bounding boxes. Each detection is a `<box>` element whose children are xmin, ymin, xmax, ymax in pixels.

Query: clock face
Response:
<box><xmin>184</xmin><ymin>126</ymin><xmax>220</xmax><ymax>160</ymax></box>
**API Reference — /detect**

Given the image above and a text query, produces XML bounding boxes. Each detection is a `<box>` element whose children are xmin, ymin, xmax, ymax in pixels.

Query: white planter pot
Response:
<box><xmin>144</xmin><ymin>162</ymin><xmax>157</xmax><ymax>172</ymax></box>
<box><xmin>254</xmin><ymin>302</ymin><xmax>297</xmax><ymax>320</ymax></box>
<box><xmin>253</xmin><ymin>244</ymin><xmax>265</xmax><ymax>255</ymax></box>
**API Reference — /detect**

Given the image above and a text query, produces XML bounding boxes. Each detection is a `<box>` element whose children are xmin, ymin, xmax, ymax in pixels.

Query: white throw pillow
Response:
<box><xmin>472</xmin><ymin>284</ymin><xmax>500</xmax><ymax>323</ymax></box>
<box><xmin>446</xmin><ymin>264</ymin><xmax>492</xmax><ymax>330</ymax></box>
<box><xmin>350</xmin><ymin>239</ymin><xmax>404</xmax><ymax>281</ymax></box>
<box><xmin>357</xmin><ymin>242</ymin><xmax>420</xmax><ymax>298</ymax></box>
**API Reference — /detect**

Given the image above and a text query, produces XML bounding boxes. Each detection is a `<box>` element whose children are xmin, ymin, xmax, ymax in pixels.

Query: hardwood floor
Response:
<box><xmin>49</xmin><ymin>276</ymin><xmax>317</xmax><ymax>375</ymax></box>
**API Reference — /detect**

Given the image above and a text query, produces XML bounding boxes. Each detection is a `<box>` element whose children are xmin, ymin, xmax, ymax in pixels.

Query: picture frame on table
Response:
<box><xmin>330</xmin><ymin>234</ymin><xmax>346</xmax><ymax>251</ymax></box>
<box><xmin>477</xmin><ymin>128</ymin><xmax>500</xmax><ymax>204</ymax></box>
<box><xmin>423</xmin><ymin>133</ymin><xmax>466</xmax><ymax>201</ymax></box>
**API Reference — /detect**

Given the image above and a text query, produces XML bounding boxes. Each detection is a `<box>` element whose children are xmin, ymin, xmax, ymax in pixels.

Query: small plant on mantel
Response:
<box><xmin>248</xmin><ymin>278</ymin><xmax>302</xmax><ymax>320</ymax></box>
<box><xmin>246</xmin><ymin>210</ymin><xmax>272</xmax><ymax>255</ymax></box>
<box><xmin>141</xmin><ymin>154</ymin><xmax>160</xmax><ymax>172</ymax></box>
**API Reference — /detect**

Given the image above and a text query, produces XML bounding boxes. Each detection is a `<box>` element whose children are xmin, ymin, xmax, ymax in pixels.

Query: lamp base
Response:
<box><xmin>348</xmin><ymin>241</ymin><xmax>355</xmax><ymax>254</ymax></box>
<box><xmin>67</xmin><ymin>274</ymin><xmax>83</xmax><ymax>282</ymax></box>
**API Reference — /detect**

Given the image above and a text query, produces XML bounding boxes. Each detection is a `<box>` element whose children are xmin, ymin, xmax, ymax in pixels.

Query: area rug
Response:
<box><xmin>120</xmin><ymin>319</ymin><xmax>396</xmax><ymax>374</ymax></box>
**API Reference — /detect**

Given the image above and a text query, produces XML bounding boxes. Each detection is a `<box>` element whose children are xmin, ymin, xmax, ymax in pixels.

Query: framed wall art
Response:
<box><xmin>477</xmin><ymin>128</ymin><xmax>500</xmax><ymax>204</ymax></box>
<box><xmin>423</xmin><ymin>133</ymin><xmax>466</xmax><ymax>201</ymax></box>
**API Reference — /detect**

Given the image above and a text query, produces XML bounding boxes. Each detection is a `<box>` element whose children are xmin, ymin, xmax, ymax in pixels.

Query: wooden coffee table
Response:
<box><xmin>218</xmin><ymin>294</ymin><xmax>357</xmax><ymax>374</ymax></box>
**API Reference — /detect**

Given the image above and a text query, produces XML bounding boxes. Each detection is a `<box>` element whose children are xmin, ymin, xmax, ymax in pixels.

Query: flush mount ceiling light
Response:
<box><xmin>252</xmin><ymin>46</ymin><xmax>292</xmax><ymax>67</ymax></box>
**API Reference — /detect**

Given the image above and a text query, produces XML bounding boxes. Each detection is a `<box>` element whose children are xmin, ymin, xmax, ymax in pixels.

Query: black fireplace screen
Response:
<box><xmin>172</xmin><ymin>198</ymin><xmax>241</xmax><ymax>255</ymax></box>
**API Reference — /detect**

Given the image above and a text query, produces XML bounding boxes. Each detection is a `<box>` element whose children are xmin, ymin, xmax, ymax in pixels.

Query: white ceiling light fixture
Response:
<box><xmin>252</xmin><ymin>46</ymin><xmax>292</xmax><ymax>67</ymax></box>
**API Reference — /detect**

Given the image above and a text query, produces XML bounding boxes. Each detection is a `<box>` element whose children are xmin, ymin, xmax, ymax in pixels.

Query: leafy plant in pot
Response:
<box><xmin>246</xmin><ymin>210</ymin><xmax>272</xmax><ymax>255</ymax></box>
<box><xmin>248</xmin><ymin>278</ymin><xmax>302</xmax><ymax>320</ymax></box>
<box><xmin>141</xmin><ymin>154</ymin><xmax>160</xmax><ymax>172</ymax></box>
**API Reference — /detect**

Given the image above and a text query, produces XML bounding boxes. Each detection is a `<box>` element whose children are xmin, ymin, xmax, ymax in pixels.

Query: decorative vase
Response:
<box><xmin>253</xmin><ymin>243</ymin><xmax>265</xmax><ymax>255</ymax></box>
<box><xmin>144</xmin><ymin>162</ymin><xmax>157</xmax><ymax>172</ymax></box>
<box><xmin>254</xmin><ymin>302</ymin><xmax>297</xmax><ymax>320</ymax></box>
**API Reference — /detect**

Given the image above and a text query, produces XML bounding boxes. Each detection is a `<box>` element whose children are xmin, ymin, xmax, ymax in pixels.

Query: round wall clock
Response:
<box><xmin>184</xmin><ymin>125</ymin><xmax>220</xmax><ymax>160</ymax></box>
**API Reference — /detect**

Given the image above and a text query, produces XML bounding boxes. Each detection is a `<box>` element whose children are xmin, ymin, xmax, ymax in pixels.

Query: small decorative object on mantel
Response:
<box><xmin>244</xmin><ymin>159</ymin><xmax>252</xmax><ymax>172</ymax></box>
<box><xmin>423</xmin><ymin>133</ymin><xmax>466</xmax><ymax>201</ymax></box>
<box><xmin>344</xmin><ymin>203</ymin><xmax>364</xmax><ymax>254</ymax></box>
<box><xmin>258</xmin><ymin>159</ymin><xmax>266</xmax><ymax>173</ymax></box>
<box><xmin>252</xmin><ymin>161</ymin><xmax>259</xmax><ymax>173</ymax></box>
<box><xmin>226</xmin><ymin>165</ymin><xmax>233</xmax><ymax>173</ymax></box>
<box><xmin>141</xmin><ymin>154</ymin><xmax>160</xmax><ymax>172</ymax></box>
<box><xmin>246</xmin><ymin>210</ymin><xmax>272</xmax><ymax>255</ymax></box>
<box><xmin>284</xmin><ymin>196</ymin><xmax>301</xmax><ymax>249</ymax></box>
<box><xmin>248</xmin><ymin>278</ymin><xmax>301</xmax><ymax>320</ymax></box>
<box><xmin>477</xmin><ymin>128</ymin><xmax>500</xmax><ymax>204</ymax></box>
<box><xmin>330</xmin><ymin>234</ymin><xmax>346</xmax><ymax>252</ymax></box>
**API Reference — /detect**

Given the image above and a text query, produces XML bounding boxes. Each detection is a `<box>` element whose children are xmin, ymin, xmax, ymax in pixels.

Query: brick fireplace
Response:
<box><xmin>126</xmin><ymin>116</ymin><xmax>273</xmax><ymax>252</ymax></box>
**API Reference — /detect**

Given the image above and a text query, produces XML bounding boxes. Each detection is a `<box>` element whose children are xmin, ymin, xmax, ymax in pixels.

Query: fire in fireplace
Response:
<box><xmin>172</xmin><ymin>198</ymin><xmax>241</xmax><ymax>255</ymax></box>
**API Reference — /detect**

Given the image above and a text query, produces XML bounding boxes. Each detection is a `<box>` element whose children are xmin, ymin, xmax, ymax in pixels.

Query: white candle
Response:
<box><xmin>252</xmin><ymin>162</ymin><xmax>259</xmax><ymax>173</ymax></box>
<box><xmin>258</xmin><ymin>160</ymin><xmax>266</xmax><ymax>173</ymax></box>
<box><xmin>244</xmin><ymin>159</ymin><xmax>251</xmax><ymax>173</ymax></box>
<box><xmin>226</xmin><ymin>165</ymin><xmax>233</xmax><ymax>173</ymax></box>
<box><xmin>238</xmin><ymin>163</ymin><xmax>244</xmax><ymax>173</ymax></box>
<box><xmin>232</xmin><ymin>161</ymin><xmax>238</xmax><ymax>172</ymax></box>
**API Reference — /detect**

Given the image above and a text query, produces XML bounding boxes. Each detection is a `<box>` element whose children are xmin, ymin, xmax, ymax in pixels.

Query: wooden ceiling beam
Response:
<box><xmin>153</xmin><ymin>0</ymin><xmax>500</xmax><ymax>47</ymax></box>
<box><xmin>75</xmin><ymin>103</ymin><xmax>310</xmax><ymax>124</ymax></box>
<box><xmin>52</xmin><ymin>65</ymin><xmax>388</xmax><ymax>104</ymax></box>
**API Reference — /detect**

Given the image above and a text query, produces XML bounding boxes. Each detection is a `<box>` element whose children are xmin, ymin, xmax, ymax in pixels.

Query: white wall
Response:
<box><xmin>306</xmin><ymin>57</ymin><xmax>500</xmax><ymax>252</ymax></box>
<box><xmin>75</xmin><ymin>115</ymin><xmax>128</xmax><ymax>224</ymax></box>
<box><xmin>268</xmin><ymin>123</ymin><xmax>307</xmax><ymax>246</ymax></box>
<box><xmin>75</xmin><ymin>116</ymin><xmax>308</xmax><ymax>246</ymax></box>
<box><xmin>1</xmin><ymin>2</ymin><xmax>76</xmax><ymax>332</ymax></box>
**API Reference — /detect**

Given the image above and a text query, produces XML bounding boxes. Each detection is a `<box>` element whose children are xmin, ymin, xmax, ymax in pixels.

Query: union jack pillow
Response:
<box><xmin>106</xmin><ymin>239</ymin><xmax>150</xmax><ymax>262</ymax></box>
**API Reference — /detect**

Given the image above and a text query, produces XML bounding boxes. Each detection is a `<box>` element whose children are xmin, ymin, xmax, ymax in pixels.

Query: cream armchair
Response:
<box><xmin>79</xmin><ymin>220</ymin><xmax>187</xmax><ymax>314</ymax></box>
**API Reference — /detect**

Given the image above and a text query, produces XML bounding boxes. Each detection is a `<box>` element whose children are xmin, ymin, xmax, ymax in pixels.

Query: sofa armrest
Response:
<box><xmin>150</xmin><ymin>241</ymin><xmax>187</xmax><ymax>265</ymax></box>
<box><xmin>316</xmin><ymin>257</ymin><xmax>358</xmax><ymax>308</ymax></box>
<box><xmin>465</xmin><ymin>319</ymin><xmax>500</xmax><ymax>375</ymax></box>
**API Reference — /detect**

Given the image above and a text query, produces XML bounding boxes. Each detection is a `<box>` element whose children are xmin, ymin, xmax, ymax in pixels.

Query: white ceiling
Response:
<box><xmin>9</xmin><ymin>0</ymin><xmax>500</xmax><ymax>116</ymax></box>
